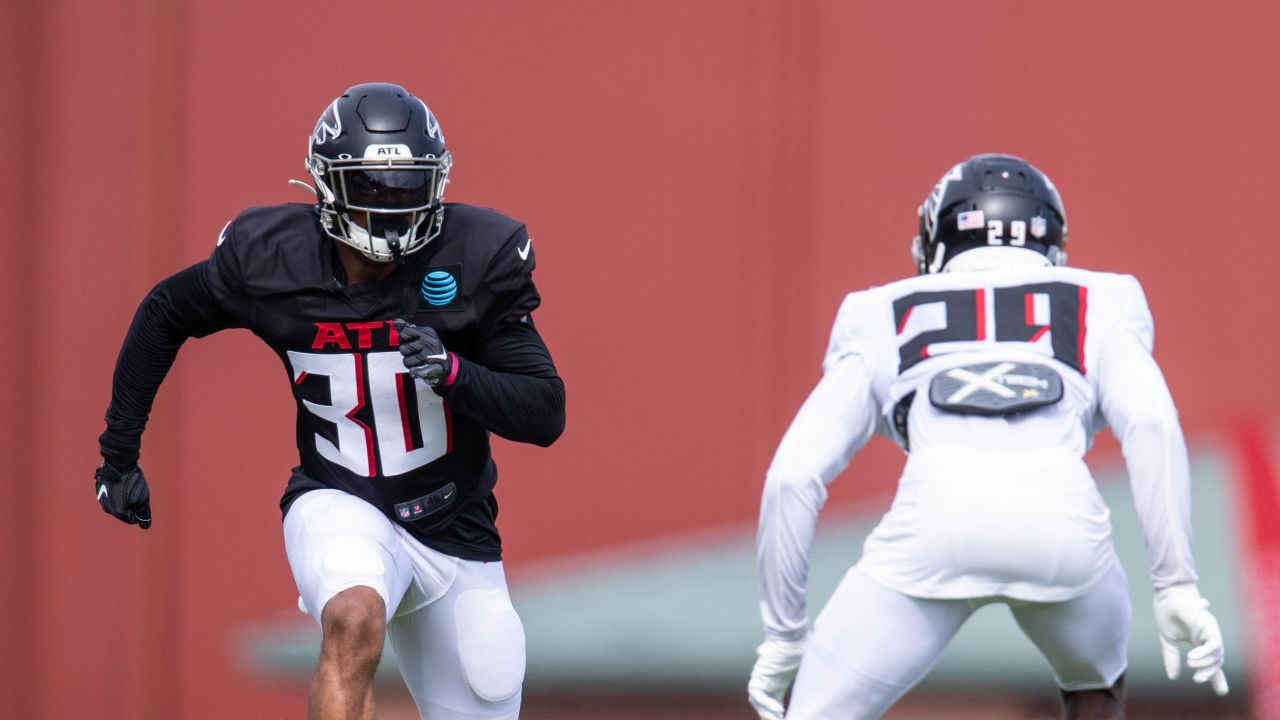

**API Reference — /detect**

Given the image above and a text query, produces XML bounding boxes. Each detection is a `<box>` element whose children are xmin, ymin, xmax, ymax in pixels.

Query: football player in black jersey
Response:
<box><xmin>94</xmin><ymin>83</ymin><xmax>565</xmax><ymax>719</ymax></box>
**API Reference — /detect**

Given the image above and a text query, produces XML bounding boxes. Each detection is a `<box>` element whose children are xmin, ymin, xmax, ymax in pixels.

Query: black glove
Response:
<box><xmin>393</xmin><ymin>318</ymin><xmax>453</xmax><ymax>387</ymax></box>
<box><xmin>94</xmin><ymin>461</ymin><xmax>152</xmax><ymax>530</ymax></box>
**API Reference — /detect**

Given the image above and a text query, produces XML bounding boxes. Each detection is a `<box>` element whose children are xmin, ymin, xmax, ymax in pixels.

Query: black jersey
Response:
<box><xmin>100</xmin><ymin>203</ymin><xmax>565</xmax><ymax>560</ymax></box>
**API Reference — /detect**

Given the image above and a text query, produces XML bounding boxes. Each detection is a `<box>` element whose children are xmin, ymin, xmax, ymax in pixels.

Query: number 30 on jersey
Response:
<box><xmin>287</xmin><ymin>350</ymin><xmax>450</xmax><ymax>477</ymax></box>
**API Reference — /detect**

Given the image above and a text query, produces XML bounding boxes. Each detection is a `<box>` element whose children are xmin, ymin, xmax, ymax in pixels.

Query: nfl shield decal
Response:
<box><xmin>1030</xmin><ymin>215</ymin><xmax>1048</xmax><ymax>239</ymax></box>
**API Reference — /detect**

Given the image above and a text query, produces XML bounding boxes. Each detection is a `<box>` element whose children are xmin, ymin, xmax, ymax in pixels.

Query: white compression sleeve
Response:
<box><xmin>757</xmin><ymin>355</ymin><xmax>878</xmax><ymax>640</ymax></box>
<box><xmin>1096</xmin><ymin>325</ymin><xmax>1197</xmax><ymax>590</ymax></box>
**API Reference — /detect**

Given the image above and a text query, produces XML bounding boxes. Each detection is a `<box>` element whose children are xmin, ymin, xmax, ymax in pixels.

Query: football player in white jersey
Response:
<box><xmin>748</xmin><ymin>154</ymin><xmax>1229</xmax><ymax>720</ymax></box>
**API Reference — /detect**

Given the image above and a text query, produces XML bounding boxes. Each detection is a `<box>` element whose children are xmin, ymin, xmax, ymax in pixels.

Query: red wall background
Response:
<box><xmin>2</xmin><ymin>2</ymin><xmax>1277</xmax><ymax>717</ymax></box>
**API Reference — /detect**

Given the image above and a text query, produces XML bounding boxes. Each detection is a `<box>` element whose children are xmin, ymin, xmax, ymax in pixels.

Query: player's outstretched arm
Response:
<box><xmin>750</xmin><ymin>355</ymin><xmax>877</xmax><ymax>719</ymax></box>
<box><xmin>395</xmin><ymin>317</ymin><xmax>565</xmax><ymax>447</ymax></box>
<box><xmin>1096</xmin><ymin>277</ymin><xmax>1227</xmax><ymax>695</ymax></box>
<box><xmin>96</xmin><ymin>258</ymin><xmax>244</xmax><ymax>529</ymax></box>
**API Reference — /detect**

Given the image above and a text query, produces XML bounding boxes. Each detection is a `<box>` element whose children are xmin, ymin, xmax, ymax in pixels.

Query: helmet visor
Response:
<box><xmin>344</xmin><ymin>168</ymin><xmax>433</xmax><ymax>211</ymax></box>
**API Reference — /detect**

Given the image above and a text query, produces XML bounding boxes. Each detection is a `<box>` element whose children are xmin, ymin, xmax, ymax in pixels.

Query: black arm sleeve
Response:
<box><xmin>438</xmin><ymin>318</ymin><xmax>565</xmax><ymax>447</ymax></box>
<box><xmin>98</xmin><ymin>261</ymin><xmax>244</xmax><ymax>465</ymax></box>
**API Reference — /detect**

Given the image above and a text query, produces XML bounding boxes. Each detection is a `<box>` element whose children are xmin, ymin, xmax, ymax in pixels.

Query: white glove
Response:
<box><xmin>1153</xmin><ymin>583</ymin><xmax>1228</xmax><ymax>696</ymax></box>
<box><xmin>748</xmin><ymin>635</ymin><xmax>808</xmax><ymax>720</ymax></box>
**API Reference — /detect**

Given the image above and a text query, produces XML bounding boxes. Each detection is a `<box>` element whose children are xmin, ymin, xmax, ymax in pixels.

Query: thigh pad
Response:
<box><xmin>455</xmin><ymin>589</ymin><xmax>526</xmax><ymax>703</ymax></box>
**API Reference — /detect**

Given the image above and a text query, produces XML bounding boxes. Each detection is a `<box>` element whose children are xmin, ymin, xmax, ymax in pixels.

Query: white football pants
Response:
<box><xmin>283</xmin><ymin>489</ymin><xmax>526</xmax><ymax>719</ymax></box>
<box><xmin>786</xmin><ymin>562</ymin><xmax>1130</xmax><ymax>719</ymax></box>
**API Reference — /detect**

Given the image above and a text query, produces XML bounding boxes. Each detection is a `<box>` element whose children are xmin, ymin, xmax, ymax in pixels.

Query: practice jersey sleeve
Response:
<box><xmin>98</xmin><ymin>222</ymin><xmax>250</xmax><ymax>465</ymax></box>
<box><xmin>757</xmin><ymin>349</ymin><xmax>878</xmax><ymax>641</ymax></box>
<box><xmin>435</xmin><ymin>223</ymin><xmax>563</xmax><ymax>446</ymax></box>
<box><xmin>438</xmin><ymin>316</ymin><xmax>565</xmax><ymax>447</ymax></box>
<box><xmin>822</xmin><ymin>290</ymin><xmax>885</xmax><ymax>373</ymax></box>
<box><xmin>479</xmin><ymin>225</ymin><xmax>541</xmax><ymax>331</ymax></box>
<box><xmin>1095</xmin><ymin>275</ymin><xmax>1197</xmax><ymax>590</ymax></box>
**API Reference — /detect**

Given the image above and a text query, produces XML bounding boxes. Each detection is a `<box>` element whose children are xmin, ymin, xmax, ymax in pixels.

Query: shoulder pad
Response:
<box><xmin>439</xmin><ymin>204</ymin><xmax>526</xmax><ymax>254</ymax></box>
<box><xmin>823</xmin><ymin>288</ymin><xmax>889</xmax><ymax>373</ymax></box>
<box><xmin>216</xmin><ymin>204</ymin><xmax>329</xmax><ymax>291</ymax></box>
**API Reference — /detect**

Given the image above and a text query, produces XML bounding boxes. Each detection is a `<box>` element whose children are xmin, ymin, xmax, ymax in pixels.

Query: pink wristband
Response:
<box><xmin>443</xmin><ymin>352</ymin><xmax>461</xmax><ymax>387</ymax></box>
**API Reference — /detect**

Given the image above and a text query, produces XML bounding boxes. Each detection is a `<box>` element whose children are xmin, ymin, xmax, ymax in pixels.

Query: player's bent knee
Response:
<box><xmin>323</xmin><ymin>586</ymin><xmax>387</xmax><ymax>652</ymax></box>
<box><xmin>455</xmin><ymin>589</ymin><xmax>526</xmax><ymax>702</ymax></box>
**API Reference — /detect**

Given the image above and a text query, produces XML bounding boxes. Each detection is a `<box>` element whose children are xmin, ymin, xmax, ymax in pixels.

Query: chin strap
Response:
<box><xmin>385</xmin><ymin>228</ymin><xmax>405</xmax><ymax>266</ymax></box>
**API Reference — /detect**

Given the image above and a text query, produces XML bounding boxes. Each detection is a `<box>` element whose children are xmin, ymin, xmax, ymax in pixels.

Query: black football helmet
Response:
<box><xmin>304</xmin><ymin>83</ymin><xmax>452</xmax><ymax>263</ymax></box>
<box><xmin>912</xmin><ymin>153</ymin><xmax>1067</xmax><ymax>274</ymax></box>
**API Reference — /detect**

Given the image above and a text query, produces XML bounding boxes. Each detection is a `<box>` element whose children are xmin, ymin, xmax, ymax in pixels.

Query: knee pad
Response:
<box><xmin>455</xmin><ymin>589</ymin><xmax>526</xmax><ymax>703</ymax></box>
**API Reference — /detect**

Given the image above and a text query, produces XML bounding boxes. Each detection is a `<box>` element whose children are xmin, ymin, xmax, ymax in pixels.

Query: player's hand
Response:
<box><xmin>748</xmin><ymin>635</ymin><xmax>807</xmax><ymax>720</ymax></box>
<box><xmin>393</xmin><ymin>318</ymin><xmax>452</xmax><ymax>387</ymax></box>
<box><xmin>94</xmin><ymin>461</ymin><xmax>152</xmax><ymax>530</ymax></box>
<box><xmin>1153</xmin><ymin>583</ymin><xmax>1228</xmax><ymax>695</ymax></box>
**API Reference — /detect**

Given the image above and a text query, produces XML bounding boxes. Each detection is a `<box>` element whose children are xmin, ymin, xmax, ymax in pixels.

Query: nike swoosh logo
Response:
<box><xmin>517</xmin><ymin>238</ymin><xmax>532</xmax><ymax>261</ymax></box>
<box><xmin>426</xmin><ymin>351</ymin><xmax>449</xmax><ymax>361</ymax></box>
<box><xmin>97</xmin><ymin>485</ymin><xmax>108</xmax><ymax>500</ymax></box>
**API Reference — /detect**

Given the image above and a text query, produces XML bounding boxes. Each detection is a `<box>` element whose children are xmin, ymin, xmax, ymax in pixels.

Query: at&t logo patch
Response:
<box><xmin>421</xmin><ymin>267</ymin><xmax>459</xmax><ymax>307</ymax></box>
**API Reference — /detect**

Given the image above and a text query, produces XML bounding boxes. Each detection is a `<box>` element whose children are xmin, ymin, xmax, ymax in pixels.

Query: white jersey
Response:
<box><xmin>757</xmin><ymin>261</ymin><xmax>1198</xmax><ymax>640</ymax></box>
